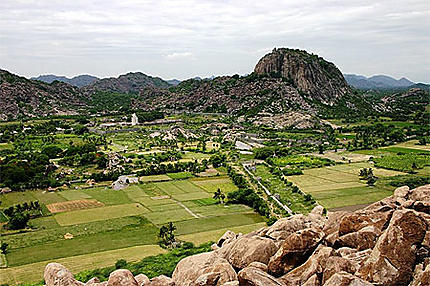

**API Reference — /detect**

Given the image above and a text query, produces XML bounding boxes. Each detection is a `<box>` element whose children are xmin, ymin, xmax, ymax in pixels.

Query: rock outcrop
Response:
<box><xmin>254</xmin><ymin>48</ymin><xmax>351</xmax><ymax>105</ymax></box>
<box><xmin>44</xmin><ymin>184</ymin><xmax>430</xmax><ymax>286</ymax></box>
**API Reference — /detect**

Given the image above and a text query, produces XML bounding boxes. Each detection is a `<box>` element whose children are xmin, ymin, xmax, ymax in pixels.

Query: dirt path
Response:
<box><xmin>242</xmin><ymin>163</ymin><xmax>293</xmax><ymax>215</ymax></box>
<box><xmin>174</xmin><ymin>200</ymin><xmax>199</xmax><ymax>218</ymax></box>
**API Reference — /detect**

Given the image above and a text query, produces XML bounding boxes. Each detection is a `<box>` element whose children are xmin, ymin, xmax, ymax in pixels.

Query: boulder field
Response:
<box><xmin>44</xmin><ymin>185</ymin><xmax>430</xmax><ymax>286</ymax></box>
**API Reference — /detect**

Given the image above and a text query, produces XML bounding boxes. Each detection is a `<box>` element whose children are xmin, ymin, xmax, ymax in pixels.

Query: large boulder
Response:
<box><xmin>357</xmin><ymin>209</ymin><xmax>427</xmax><ymax>285</ymax></box>
<box><xmin>323</xmin><ymin>272</ymin><xmax>372</xmax><ymax>286</ymax></box>
<box><xmin>218</xmin><ymin>235</ymin><xmax>278</xmax><ymax>269</ymax></box>
<box><xmin>134</xmin><ymin>274</ymin><xmax>150</xmax><ymax>286</ymax></box>
<box><xmin>321</xmin><ymin>256</ymin><xmax>356</xmax><ymax>284</ymax></box>
<box><xmin>172</xmin><ymin>252</ymin><xmax>237</xmax><ymax>286</ymax></box>
<box><xmin>279</xmin><ymin>245</ymin><xmax>336</xmax><ymax>285</ymax></box>
<box><xmin>268</xmin><ymin>228</ymin><xmax>324</xmax><ymax>276</ymax></box>
<box><xmin>238</xmin><ymin>265</ymin><xmax>284</xmax><ymax>286</ymax></box>
<box><xmin>107</xmin><ymin>269</ymin><xmax>139</xmax><ymax>286</ymax></box>
<box><xmin>44</xmin><ymin>263</ymin><xmax>84</xmax><ymax>286</ymax></box>
<box><xmin>335</xmin><ymin>225</ymin><xmax>381</xmax><ymax>250</ymax></box>
<box><xmin>147</xmin><ymin>275</ymin><xmax>175</xmax><ymax>286</ymax></box>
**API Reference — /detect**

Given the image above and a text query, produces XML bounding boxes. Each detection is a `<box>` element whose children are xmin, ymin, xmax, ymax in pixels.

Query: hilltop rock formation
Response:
<box><xmin>254</xmin><ymin>48</ymin><xmax>351</xmax><ymax>105</ymax></box>
<box><xmin>44</xmin><ymin>184</ymin><xmax>430</xmax><ymax>286</ymax></box>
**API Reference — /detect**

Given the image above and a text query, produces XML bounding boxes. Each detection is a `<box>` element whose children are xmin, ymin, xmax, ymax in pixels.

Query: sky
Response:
<box><xmin>0</xmin><ymin>0</ymin><xmax>429</xmax><ymax>82</ymax></box>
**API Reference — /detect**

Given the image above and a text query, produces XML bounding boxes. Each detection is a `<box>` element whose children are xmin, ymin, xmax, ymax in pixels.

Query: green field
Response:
<box><xmin>0</xmin><ymin>175</ymin><xmax>261</xmax><ymax>284</ymax></box>
<box><xmin>288</xmin><ymin>162</ymin><xmax>405</xmax><ymax>209</ymax></box>
<box><xmin>54</xmin><ymin>203</ymin><xmax>150</xmax><ymax>226</ymax></box>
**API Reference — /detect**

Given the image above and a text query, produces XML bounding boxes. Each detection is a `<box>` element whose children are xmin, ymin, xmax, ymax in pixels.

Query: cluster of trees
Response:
<box><xmin>226</xmin><ymin>166</ymin><xmax>270</xmax><ymax>217</ymax></box>
<box><xmin>3</xmin><ymin>201</ymin><xmax>41</xmax><ymax>217</ymax></box>
<box><xmin>3</xmin><ymin>202</ymin><xmax>42</xmax><ymax>230</ymax></box>
<box><xmin>209</xmin><ymin>153</ymin><xmax>226</xmax><ymax>168</ymax></box>
<box><xmin>0</xmin><ymin>151</ymin><xmax>57</xmax><ymax>190</ymax></box>
<box><xmin>59</xmin><ymin>143</ymin><xmax>107</xmax><ymax>168</ymax></box>
<box><xmin>136</xmin><ymin>161</ymin><xmax>206</xmax><ymax>177</ymax></box>
<box><xmin>136</xmin><ymin>150</ymin><xmax>183</xmax><ymax>164</ymax></box>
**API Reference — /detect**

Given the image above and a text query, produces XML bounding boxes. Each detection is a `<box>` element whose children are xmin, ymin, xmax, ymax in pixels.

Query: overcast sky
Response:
<box><xmin>1</xmin><ymin>0</ymin><xmax>429</xmax><ymax>82</ymax></box>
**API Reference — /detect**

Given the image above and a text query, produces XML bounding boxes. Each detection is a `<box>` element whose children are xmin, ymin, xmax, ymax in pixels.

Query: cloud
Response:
<box><xmin>0</xmin><ymin>0</ymin><xmax>428</xmax><ymax>82</ymax></box>
<box><xmin>165</xmin><ymin>52</ymin><xmax>194</xmax><ymax>60</ymax></box>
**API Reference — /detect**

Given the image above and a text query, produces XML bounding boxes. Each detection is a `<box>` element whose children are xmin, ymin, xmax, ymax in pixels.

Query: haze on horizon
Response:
<box><xmin>1</xmin><ymin>0</ymin><xmax>429</xmax><ymax>83</ymax></box>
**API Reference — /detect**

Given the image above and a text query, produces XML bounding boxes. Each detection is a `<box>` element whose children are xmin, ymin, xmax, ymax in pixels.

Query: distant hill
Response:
<box><xmin>83</xmin><ymin>72</ymin><xmax>171</xmax><ymax>94</ymax></box>
<box><xmin>344</xmin><ymin>74</ymin><xmax>415</xmax><ymax>90</ymax></box>
<box><xmin>0</xmin><ymin>69</ymin><xmax>84</xmax><ymax>120</ymax></box>
<box><xmin>32</xmin><ymin>74</ymin><xmax>99</xmax><ymax>87</ymax></box>
<box><xmin>166</xmin><ymin>79</ymin><xmax>181</xmax><ymax>86</ymax></box>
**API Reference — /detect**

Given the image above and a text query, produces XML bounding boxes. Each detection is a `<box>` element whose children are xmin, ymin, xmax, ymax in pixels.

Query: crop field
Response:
<box><xmin>0</xmin><ymin>175</ymin><xmax>262</xmax><ymax>284</ymax></box>
<box><xmin>46</xmin><ymin>199</ymin><xmax>104</xmax><ymax>213</ymax></box>
<box><xmin>54</xmin><ymin>203</ymin><xmax>150</xmax><ymax>226</ymax></box>
<box><xmin>288</xmin><ymin>162</ymin><xmax>405</xmax><ymax>209</ymax></box>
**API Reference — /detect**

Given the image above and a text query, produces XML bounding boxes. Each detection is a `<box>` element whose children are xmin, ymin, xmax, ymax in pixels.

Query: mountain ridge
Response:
<box><xmin>344</xmin><ymin>74</ymin><xmax>416</xmax><ymax>90</ymax></box>
<box><xmin>31</xmin><ymin>74</ymin><xmax>99</xmax><ymax>87</ymax></box>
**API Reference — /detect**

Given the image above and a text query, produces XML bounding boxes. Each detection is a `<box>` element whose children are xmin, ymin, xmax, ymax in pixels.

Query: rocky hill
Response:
<box><xmin>137</xmin><ymin>48</ymin><xmax>373</xmax><ymax>120</ymax></box>
<box><xmin>44</xmin><ymin>184</ymin><xmax>430</xmax><ymax>285</ymax></box>
<box><xmin>2</xmin><ymin>48</ymin><xmax>428</xmax><ymax>121</ymax></box>
<box><xmin>32</xmin><ymin>74</ymin><xmax>99</xmax><ymax>87</ymax></box>
<box><xmin>83</xmin><ymin>72</ymin><xmax>171</xmax><ymax>94</ymax></box>
<box><xmin>0</xmin><ymin>69</ymin><xmax>85</xmax><ymax>120</ymax></box>
<box><xmin>254</xmin><ymin>48</ymin><xmax>351</xmax><ymax>105</ymax></box>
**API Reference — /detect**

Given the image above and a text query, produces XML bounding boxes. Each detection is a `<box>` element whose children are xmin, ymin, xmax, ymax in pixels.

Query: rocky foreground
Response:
<box><xmin>45</xmin><ymin>185</ymin><xmax>430</xmax><ymax>286</ymax></box>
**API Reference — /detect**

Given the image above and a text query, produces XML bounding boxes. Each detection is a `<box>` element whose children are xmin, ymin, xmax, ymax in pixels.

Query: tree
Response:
<box><xmin>367</xmin><ymin>176</ymin><xmax>377</xmax><ymax>186</ymax></box>
<box><xmin>0</xmin><ymin>242</ymin><xmax>8</xmax><ymax>254</ymax></box>
<box><xmin>158</xmin><ymin>222</ymin><xmax>177</xmax><ymax>247</ymax></box>
<box><xmin>213</xmin><ymin>188</ymin><xmax>225</xmax><ymax>204</ymax></box>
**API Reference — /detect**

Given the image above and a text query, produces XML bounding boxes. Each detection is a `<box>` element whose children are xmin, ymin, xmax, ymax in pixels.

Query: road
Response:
<box><xmin>242</xmin><ymin>163</ymin><xmax>293</xmax><ymax>215</ymax></box>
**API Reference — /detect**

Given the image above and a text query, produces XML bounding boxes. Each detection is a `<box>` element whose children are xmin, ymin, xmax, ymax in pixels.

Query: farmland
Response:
<box><xmin>0</xmin><ymin>112</ymin><xmax>429</xmax><ymax>285</ymax></box>
<box><xmin>0</xmin><ymin>175</ymin><xmax>264</xmax><ymax>284</ymax></box>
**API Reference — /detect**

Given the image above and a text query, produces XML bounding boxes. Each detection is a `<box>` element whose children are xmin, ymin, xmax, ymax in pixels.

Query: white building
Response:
<box><xmin>131</xmin><ymin>113</ymin><xmax>139</xmax><ymax>126</ymax></box>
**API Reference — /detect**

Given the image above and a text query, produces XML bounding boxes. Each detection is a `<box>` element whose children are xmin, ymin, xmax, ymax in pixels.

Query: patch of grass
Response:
<box><xmin>191</xmin><ymin>177</ymin><xmax>238</xmax><ymax>194</ymax></box>
<box><xmin>3</xmin><ymin>217</ymin><xmax>143</xmax><ymax>250</ymax></box>
<box><xmin>54</xmin><ymin>203</ymin><xmax>149</xmax><ymax>226</ymax></box>
<box><xmin>139</xmin><ymin>174</ymin><xmax>172</xmax><ymax>183</ymax></box>
<box><xmin>189</xmin><ymin>198</ymin><xmax>217</xmax><ymax>206</ymax></box>
<box><xmin>178</xmin><ymin>222</ymin><xmax>266</xmax><ymax>245</ymax></box>
<box><xmin>82</xmin><ymin>187</ymin><xmax>133</xmax><ymax>205</ymax></box>
<box><xmin>171</xmin><ymin>192</ymin><xmax>212</xmax><ymax>201</ymax></box>
<box><xmin>28</xmin><ymin>216</ymin><xmax>60</xmax><ymax>229</ymax></box>
<box><xmin>382</xmin><ymin>147</ymin><xmax>430</xmax><ymax>155</ymax></box>
<box><xmin>59</xmin><ymin>190</ymin><xmax>92</xmax><ymax>201</ymax></box>
<box><xmin>166</xmin><ymin>172</ymin><xmax>194</xmax><ymax>180</ymax></box>
<box><xmin>133</xmin><ymin>197</ymin><xmax>176</xmax><ymax>207</ymax></box>
<box><xmin>374</xmin><ymin>154</ymin><xmax>430</xmax><ymax>172</ymax></box>
<box><xmin>316</xmin><ymin>186</ymin><xmax>392</xmax><ymax>209</ymax></box>
<box><xmin>143</xmin><ymin>208</ymin><xmax>194</xmax><ymax>225</ymax></box>
<box><xmin>5</xmin><ymin>220</ymin><xmax>159</xmax><ymax>267</ymax></box>
<box><xmin>175</xmin><ymin>213</ymin><xmax>264</xmax><ymax>235</ymax></box>
<box><xmin>0</xmin><ymin>245</ymin><xmax>166</xmax><ymax>285</ymax></box>
<box><xmin>188</xmin><ymin>204</ymin><xmax>252</xmax><ymax>217</ymax></box>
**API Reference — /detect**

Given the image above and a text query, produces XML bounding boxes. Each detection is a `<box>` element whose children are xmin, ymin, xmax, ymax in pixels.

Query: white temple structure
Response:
<box><xmin>131</xmin><ymin>113</ymin><xmax>139</xmax><ymax>126</ymax></box>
